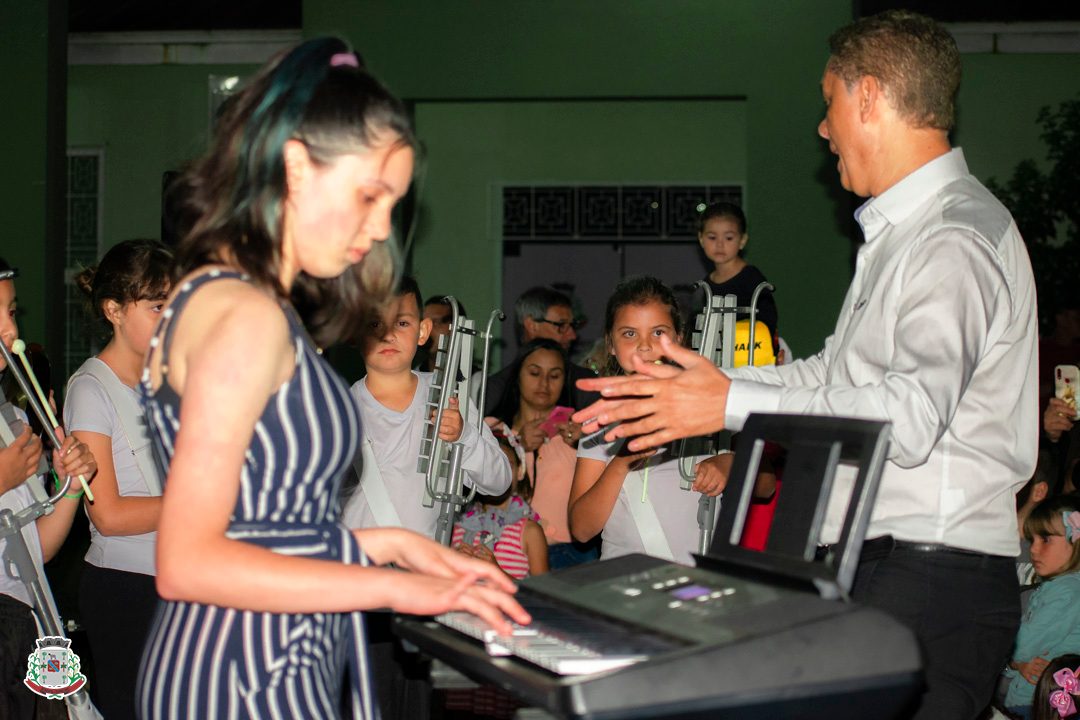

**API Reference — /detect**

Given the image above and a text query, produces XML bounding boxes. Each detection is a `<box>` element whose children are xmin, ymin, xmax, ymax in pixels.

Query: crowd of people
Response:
<box><xmin>0</xmin><ymin>9</ymin><xmax>1076</xmax><ymax>720</ymax></box>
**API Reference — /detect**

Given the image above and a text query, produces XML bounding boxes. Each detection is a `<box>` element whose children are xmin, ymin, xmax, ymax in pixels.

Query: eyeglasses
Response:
<box><xmin>536</xmin><ymin>318</ymin><xmax>582</xmax><ymax>334</ymax></box>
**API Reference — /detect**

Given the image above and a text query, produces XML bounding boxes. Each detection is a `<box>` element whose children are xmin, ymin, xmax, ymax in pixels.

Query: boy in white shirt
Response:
<box><xmin>341</xmin><ymin>278</ymin><xmax>510</xmax><ymax>536</ymax></box>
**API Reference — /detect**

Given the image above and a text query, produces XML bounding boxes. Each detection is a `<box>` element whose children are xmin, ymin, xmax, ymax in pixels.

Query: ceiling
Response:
<box><xmin>67</xmin><ymin>0</ymin><xmax>1080</xmax><ymax>34</ymax></box>
<box><xmin>69</xmin><ymin>0</ymin><xmax>301</xmax><ymax>32</ymax></box>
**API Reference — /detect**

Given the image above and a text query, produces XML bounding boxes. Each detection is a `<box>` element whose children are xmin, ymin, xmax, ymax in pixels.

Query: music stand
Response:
<box><xmin>697</xmin><ymin>412</ymin><xmax>891</xmax><ymax>601</ymax></box>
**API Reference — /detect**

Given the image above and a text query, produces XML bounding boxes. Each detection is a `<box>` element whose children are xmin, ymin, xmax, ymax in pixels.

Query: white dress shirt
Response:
<box><xmin>725</xmin><ymin>148</ymin><xmax>1038</xmax><ymax>556</ymax></box>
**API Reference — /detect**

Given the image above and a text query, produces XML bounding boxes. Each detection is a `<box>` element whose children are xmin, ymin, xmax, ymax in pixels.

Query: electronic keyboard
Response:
<box><xmin>397</xmin><ymin>415</ymin><xmax>924</xmax><ymax>719</ymax></box>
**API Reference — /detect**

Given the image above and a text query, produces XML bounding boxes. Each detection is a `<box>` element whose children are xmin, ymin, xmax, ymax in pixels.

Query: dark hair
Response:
<box><xmin>171</xmin><ymin>37</ymin><xmax>418</xmax><ymax>347</ymax></box>
<box><xmin>394</xmin><ymin>276</ymin><xmax>423</xmax><ymax>314</ymax></box>
<box><xmin>0</xmin><ymin>257</ymin><xmax>18</xmax><ymax>399</ymax></box>
<box><xmin>490</xmin><ymin>338</ymin><xmax>570</xmax><ymax>427</ymax></box>
<box><xmin>74</xmin><ymin>239</ymin><xmax>173</xmax><ymax>339</ymax></box>
<box><xmin>827</xmin><ymin>10</ymin><xmax>960</xmax><ymax>131</ymax></box>
<box><xmin>1024</xmin><ymin>494</ymin><xmax>1080</xmax><ymax>579</ymax></box>
<box><xmin>1032</xmin><ymin>654</ymin><xmax>1080</xmax><ymax>720</ymax></box>
<box><xmin>1019</xmin><ymin>455</ymin><xmax>1056</xmax><ymax>510</ymax></box>
<box><xmin>602</xmin><ymin>275</ymin><xmax>683</xmax><ymax>377</ymax></box>
<box><xmin>697</xmin><ymin>201</ymin><xmax>747</xmax><ymax>236</ymax></box>
<box><xmin>424</xmin><ymin>294</ymin><xmax>466</xmax><ymax>318</ymax></box>
<box><xmin>514</xmin><ymin>286</ymin><xmax>572</xmax><ymax>343</ymax></box>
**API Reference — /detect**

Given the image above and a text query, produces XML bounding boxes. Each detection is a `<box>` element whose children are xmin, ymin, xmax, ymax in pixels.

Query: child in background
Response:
<box><xmin>340</xmin><ymin>277</ymin><xmax>510</xmax><ymax>536</ymax></box>
<box><xmin>1016</xmin><ymin>462</ymin><xmax>1054</xmax><ymax>588</ymax></box>
<box><xmin>697</xmin><ymin>201</ymin><xmax>778</xmax><ymax>342</ymax></box>
<box><xmin>1003</xmin><ymin>496</ymin><xmax>1080</xmax><ymax>719</ymax></box>
<box><xmin>1030</xmin><ymin>654</ymin><xmax>1080</xmax><ymax>720</ymax></box>
<box><xmin>65</xmin><ymin>239</ymin><xmax>171</xmax><ymax>720</ymax></box>
<box><xmin>0</xmin><ymin>258</ymin><xmax>97</xmax><ymax>720</ymax></box>
<box><xmin>569</xmin><ymin>276</ymin><xmax>733</xmax><ymax>565</ymax></box>
<box><xmin>453</xmin><ymin>435</ymin><xmax>549</xmax><ymax>579</ymax></box>
<box><xmin>338</xmin><ymin>276</ymin><xmax>511</xmax><ymax>718</ymax></box>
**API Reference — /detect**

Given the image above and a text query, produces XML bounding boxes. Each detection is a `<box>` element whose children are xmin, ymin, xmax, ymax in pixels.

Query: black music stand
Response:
<box><xmin>698</xmin><ymin>412</ymin><xmax>890</xmax><ymax>600</ymax></box>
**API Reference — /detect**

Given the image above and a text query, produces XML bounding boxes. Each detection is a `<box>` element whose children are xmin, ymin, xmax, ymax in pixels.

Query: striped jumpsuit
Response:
<box><xmin>136</xmin><ymin>271</ymin><xmax>374</xmax><ymax>719</ymax></box>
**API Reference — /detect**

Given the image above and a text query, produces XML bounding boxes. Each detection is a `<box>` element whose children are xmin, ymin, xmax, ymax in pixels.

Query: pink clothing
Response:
<box><xmin>452</xmin><ymin>518</ymin><xmax>530</xmax><ymax>580</ymax></box>
<box><xmin>527</xmin><ymin>436</ymin><xmax>576</xmax><ymax>544</ymax></box>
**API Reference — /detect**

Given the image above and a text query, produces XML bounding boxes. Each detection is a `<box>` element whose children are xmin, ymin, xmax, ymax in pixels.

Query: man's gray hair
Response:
<box><xmin>514</xmin><ymin>286</ymin><xmax>572</xmax><ymax>343</ymax></box>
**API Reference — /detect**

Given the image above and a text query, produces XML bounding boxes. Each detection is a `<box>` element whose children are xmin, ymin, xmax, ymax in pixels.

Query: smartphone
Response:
<box><xmin>1056</xmin><ymin>365</ymin><xmax>1080</xmax><ymax>420</ymax></box>
<box><xmin>539</xmin><ymin>406</ymin><xmax>575</xmax><ymax>438</ymax></box>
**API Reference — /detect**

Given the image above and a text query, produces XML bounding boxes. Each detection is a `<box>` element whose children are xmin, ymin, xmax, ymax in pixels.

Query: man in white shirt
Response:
<box><xmin>575</xmin><ymin>11</ymin><xmax>1037</xmax><ymax>720</ymax></box>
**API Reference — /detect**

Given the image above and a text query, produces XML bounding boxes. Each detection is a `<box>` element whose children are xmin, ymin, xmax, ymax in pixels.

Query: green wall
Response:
<box><xmin>67</xmin><ymin>63</ymin><xmax>259</xmax><ymax>248</ymax></box>
<box><xmin>954</xmin><ymin>54</ymin><xmax>1080</xmax><ymax>185</ymax></box>
<box><xmin>412</xmin><ymin>98</ymin><xmax>747</xmax><ymax>352</ymax></box>
<box><xmin>48</xmin><ymin>4</ymin><xmax>1080</xmax><ymax>362</ymax></box>
<box><xmin>306</xmin><ymin>0</ymin><xmax>853</xmax><ymax>357</ymax></box>
<box><xmin>0</xmin><ymin>2</ymin><xmax>62</xmax><ymax>352</ymax></box>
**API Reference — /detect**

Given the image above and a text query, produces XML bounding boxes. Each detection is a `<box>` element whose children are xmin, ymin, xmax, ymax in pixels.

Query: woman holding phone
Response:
<box><xmin>487</xmin><ymin>339</ymin><xmax>595</xmax><ymax>568</ymax></box>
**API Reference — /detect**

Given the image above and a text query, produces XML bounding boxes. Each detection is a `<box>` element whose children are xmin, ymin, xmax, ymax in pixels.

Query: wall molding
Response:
<box><xmin>68</xmin><ymin>23</ymin><xmax>1080</xmax><ymax>66</ymax></box>
<box><xmin>946</xmin><ymin>22</ymin><xmax>1080</xmax><ymax>53</ymax></box>
<box><xmin>68</xmin><ymin>29</ymin><xmax>301</xmax><ymax>65</ymax></box>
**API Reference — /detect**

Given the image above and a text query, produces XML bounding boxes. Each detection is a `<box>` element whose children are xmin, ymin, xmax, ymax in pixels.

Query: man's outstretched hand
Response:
<box><xmin>572</xmin><ymin>334</ymin><xmax>731</xmax><ymax>452</ymax></box>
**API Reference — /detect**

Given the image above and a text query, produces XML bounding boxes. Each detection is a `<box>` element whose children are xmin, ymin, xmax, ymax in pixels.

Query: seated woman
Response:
<box><xmin>486</xmin><ymin>338</ymin><xmax>596</xmax><ymax>568</ymax></box>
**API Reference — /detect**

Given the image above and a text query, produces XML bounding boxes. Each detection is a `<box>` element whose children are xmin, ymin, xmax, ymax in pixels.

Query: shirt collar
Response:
<box><xmin>854</xmin><ymin>147</ymin><xmax>969</xmax><ymax>241</ymax></box>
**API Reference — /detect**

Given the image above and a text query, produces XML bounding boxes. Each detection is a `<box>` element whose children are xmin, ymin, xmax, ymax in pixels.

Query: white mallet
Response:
<box><xmin>10</xmin><ymin>339</ymin><xmax>94</xmax><ymax>501</ymax></box>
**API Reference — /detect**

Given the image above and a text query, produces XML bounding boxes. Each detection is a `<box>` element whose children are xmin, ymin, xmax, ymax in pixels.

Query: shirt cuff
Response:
<box><xmin>458</xmin><ymin>416</ymin><xmax>479</xmax><ymax>447</ymax></box>
<box><xmin>725</xmin><ymin>379</ymin><xmax>783</xmax><ymax>432</ymax></box>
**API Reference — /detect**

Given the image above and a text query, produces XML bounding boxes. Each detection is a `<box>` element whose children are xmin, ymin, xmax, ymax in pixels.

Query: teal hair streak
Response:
<box><xmin>232</xmin><ymin>38</ymin><xmax>348</xmax><ymax>242</ymax></box>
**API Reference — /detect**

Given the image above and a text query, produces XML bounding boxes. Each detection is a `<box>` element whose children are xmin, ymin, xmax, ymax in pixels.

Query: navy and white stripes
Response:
<box><xmin>137</xmin><ymin>271</ymin><xmax>372</xmax><ymax>720</ymax></box>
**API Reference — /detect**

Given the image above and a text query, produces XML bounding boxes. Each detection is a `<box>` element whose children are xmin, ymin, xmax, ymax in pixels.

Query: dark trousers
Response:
<box><xmin>0</xmin><ymin>594</ymin><xmax>38</xmax><ymax>720</ymax></box>
<box><xmin>853</xmin><ymin>538</ymin><xmax>1020</xmax><ymax>720</ymax></box>
<box><xmin>366</xmin><ymin>612</ymin><xmax>431</xmax><ymax>720</ymax></box>
<box><xmin>78</xmin><ymin>563</ymin><xmax>159</xmax><ymax>720</ymax></box>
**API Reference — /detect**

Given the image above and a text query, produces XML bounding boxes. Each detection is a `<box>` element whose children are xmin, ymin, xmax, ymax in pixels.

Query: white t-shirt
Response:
<box><xmin>64</xmin><ymin>358</ymin><xmax>157</xmax><ymax>575</ymax></box>
<box><xmin>577</xmin><ymin>438</ymin><xmax>708</xmax><ymax>565</ymax></box>
<box><xmin>341</xmin><ymin>371</ymin><xmax>511</xmax><ymax>538</ymax></box>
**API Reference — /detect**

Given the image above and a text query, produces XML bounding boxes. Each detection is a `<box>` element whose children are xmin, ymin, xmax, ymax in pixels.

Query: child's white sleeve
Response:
<box><xmin>458</xmin><ymin>396</ymin><xmax>511</xmax><ymax>496</ymax></box>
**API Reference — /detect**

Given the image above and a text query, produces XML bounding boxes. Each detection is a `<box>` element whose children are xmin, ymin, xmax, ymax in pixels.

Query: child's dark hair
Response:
<box><xmin>697</xmin><ymin>201</ymin><xmax>747</xmax><ymax>235</ymax></box>
<box><xmin>74</xmin><ymin>239</ymin><xmax>173</xmax><ymax>339</ymax></box>
<box><xmin>424</xmin><ymin>294</ymin><xmax>466</xmax><ymax>318</ymax></box>
<box><xmin>396</xmin><ymin>276</ymin><xmax>423</xmax><ymax>313</ymax></box>
<box><xmin>1024</xmin><ymin>494</ymin><xmax>1080</xmax><ymax>579</ymax></box>
<box><xmin>490</xmin><ymin>339</ymin><xmax>570</xmax><ymax>427</ymax></box>
<box><xmin>602</xmin><ymin>275</ymin><xmax>683</xmax><ymax>377</ymax></box>
<box><xmin>1018</xmin><ymin>456</ymin><xmax>1055</xmax><ymax>510</ymax></box>
<box><xmin>171</xmin><ymin>37</ymin><xmax>417</xmax><ymax>348</ymax></box>
<box><xmin>1032</xmin><ymin>654</ymin><xmax>1080</xmax><ymax>720</ymax></box>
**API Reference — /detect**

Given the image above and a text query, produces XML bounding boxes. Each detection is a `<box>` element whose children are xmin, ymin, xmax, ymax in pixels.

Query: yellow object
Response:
<box><xmin>732</xmin><ymin>320</ymin><xmax>776</xmax><ymax>367</ymax></box>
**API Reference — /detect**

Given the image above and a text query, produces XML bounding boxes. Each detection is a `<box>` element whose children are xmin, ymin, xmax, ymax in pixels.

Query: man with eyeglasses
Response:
<box><xmin>481</xmin><ymin>286</ymin><xmax>597</xmax><ymax>417</ymax></box>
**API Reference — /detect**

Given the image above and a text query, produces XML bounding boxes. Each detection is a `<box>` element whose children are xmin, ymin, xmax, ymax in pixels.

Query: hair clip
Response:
<box><xmin>1055</xmin><ymin>667</ymin><xmax>1080</xmax><ymax>694</ymax></box>
<box><xmin>1051</xmin><ymin>667</ymin><xmax>1080</xmax><ymax>717</ymax></box>
<box><xmin>1064</xmin><ymin>511</ymin><xmax>1080</xmax><ymax>543</ymax></box>
<box><xmin>1051</xmin><ymin>689</ymin><xmax>1076</xmax><ymax>718</ymax></box>
<box><xmin>330</xmin><ymin>52</ymin><xmax>359</xmax><ymax>68</ymax></box>
<box><xmin>0</xmin><ymin>269</ymin><xmax>18</xmax><ymax>281</ymax></box>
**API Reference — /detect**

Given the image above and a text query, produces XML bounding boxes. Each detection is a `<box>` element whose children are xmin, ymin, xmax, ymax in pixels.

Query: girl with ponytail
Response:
<box><xmin>65</xmin><ymin>238</ymin><xmax>172</xmax><ymax>720</ymax></box>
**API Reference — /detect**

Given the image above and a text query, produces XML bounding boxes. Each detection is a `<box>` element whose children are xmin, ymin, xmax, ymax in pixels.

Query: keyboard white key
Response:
<box><xmin>436</xmin><ymin>612</ymin><xmax>648</xmax><ymax>676</ymax></box>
